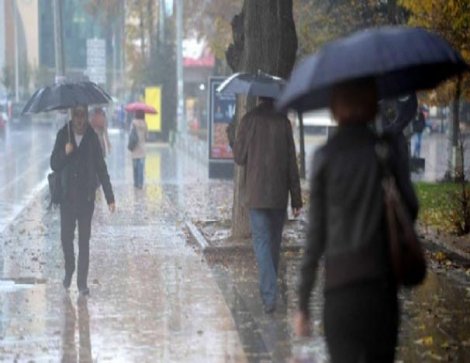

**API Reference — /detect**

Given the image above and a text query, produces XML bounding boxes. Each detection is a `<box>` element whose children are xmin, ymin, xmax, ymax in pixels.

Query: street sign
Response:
<box><xmin>86</xmin><ymin>38</ymin><xmax>106</xmax><ymax>84</ymax></box>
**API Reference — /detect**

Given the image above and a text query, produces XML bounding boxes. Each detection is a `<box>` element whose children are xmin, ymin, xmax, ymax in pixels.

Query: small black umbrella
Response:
<box><xmin>217</xmin><ymin>71</ymin><xmax>286</xmax><ymax>98</ymax></box>
<box><xmin>277</xmin><ymin>26</ymin><xmax>469</xmax><ymax>112</ymax></box>
<box><xmin>22</xmin><ymin>81</ymin><xmax>111</xmax><ymax>114</ymax></box>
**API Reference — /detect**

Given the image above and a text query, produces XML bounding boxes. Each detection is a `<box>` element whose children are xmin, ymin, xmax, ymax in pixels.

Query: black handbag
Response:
<box><xmin>48</xmin><ymin>171</ymin><xmax>61</xmax><ymax>207</ymax></box>
<box><xmin>376</xmin><ymin>141</ymin><xmax>427</xmax><ymax>287</ymax></box>
<box><xmin>127</xmin><ymin>126</ymin><xmax>138</xmax><ymax>151</ymax></box>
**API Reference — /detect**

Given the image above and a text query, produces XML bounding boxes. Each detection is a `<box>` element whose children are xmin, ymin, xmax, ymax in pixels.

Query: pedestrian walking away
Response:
<box><xmin>412</xmin><ymin>108</ymin><xmax>426</xmax><ymax>158</ymax></box>
<box><xmin>294</xmin><ymin>78</ymin><xmax>419</xmax><ymax>362</ymax></box>
<box><xmin>128</xmin><ymin>110</ymin><xmax>148</xmax><ymax>189</ymax></box>
<box><xmin>50</xmin><ymin>105</ymin><xmax>116</xmax><ymax>296</ymax></box>
<box><xmin>230</xmin><ymin>96</ymin><xmax>302</xmax><ymax>314</ymax></box>
<box><xmin>90</xmin><ymin>107</ymin><xmax>112</xmax><ymax>158</ymax></box>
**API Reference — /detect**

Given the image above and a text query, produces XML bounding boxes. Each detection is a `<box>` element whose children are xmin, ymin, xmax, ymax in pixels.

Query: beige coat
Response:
<box><xmin>130</xmin><ymin>119</ymin><xmax>148</xmax><ymax>159</ymax></box>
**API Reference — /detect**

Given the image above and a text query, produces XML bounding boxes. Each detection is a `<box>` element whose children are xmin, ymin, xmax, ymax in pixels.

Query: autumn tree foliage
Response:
<box><xmin>294</xmin><ymin>0</ymin><xmax>408</xmax><ymax>56</ymax></box>
<box><xmin>399</xmin><ymin>0</ymin><xmax>470</xmax><ymax>104</ymax></box>
<box><xmin>400</xmin><ymin>0</ymin><xmax>470</xmax><ymax>179</ymax></box>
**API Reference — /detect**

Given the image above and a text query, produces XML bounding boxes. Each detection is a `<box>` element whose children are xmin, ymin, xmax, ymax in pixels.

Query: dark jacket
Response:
<box><xmin>298</xmin><ymin>124</ymin><xmax>418</xmax><ymax>314</ymax></box>
<box><xmin>50</xmin><ymin>122</ymin><xmax>114</xmax><ymax>205</ymax></box>
<box><xmin>232</xmin><ymin>102</ymin><xmax>302</xmax><ymax>210</ymax></box>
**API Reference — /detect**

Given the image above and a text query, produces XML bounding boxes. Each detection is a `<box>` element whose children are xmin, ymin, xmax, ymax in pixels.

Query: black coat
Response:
<box><xmin>50</xmin><ymin>122</ymin><xmax>114</xmax><ymax>205</ymax></box>
<box><xmin>298</xmin><ymin>124</ymin><xmax>418</xmax><ymax>314</ymax></box>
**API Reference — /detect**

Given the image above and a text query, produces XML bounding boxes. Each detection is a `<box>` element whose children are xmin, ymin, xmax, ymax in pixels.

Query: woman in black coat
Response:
<box><xmin>294</xmin><ymin>78</ymin><xmax>418</xmax><ymax>363</ymax></box>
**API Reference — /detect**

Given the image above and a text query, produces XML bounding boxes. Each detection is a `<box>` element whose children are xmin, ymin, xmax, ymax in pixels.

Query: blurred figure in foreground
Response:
<box><xmin>230</xmin><ymin>97</ymin><xmax>302</xmax><ymax>314</ymax></box>
<box><xmin>129</xmin><ymin>110</ymin><xmax>148</xmax><ymax>189</ymax></box>
<box><xmin>51</xmin><ymin>106</ymin><xmax>115</xmax><ymax>296</ymax></box>
<box><xmin>90</xmin><ymin>107</ymin><xmax>111</xmax><ymax>157</ymax></box>
<box><xmin>294</xmin><ymin>78</ymin><xmax>418</xmax><ymax>362</ymax></box>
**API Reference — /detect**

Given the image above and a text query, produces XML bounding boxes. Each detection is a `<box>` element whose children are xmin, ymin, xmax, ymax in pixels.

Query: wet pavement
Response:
<box><xmin>1</xmin><ymin>125</ymin><xmax>470</xmax><ymax>362</ymax></box>
<box><xmin>0</xmin><ymin>125</ymin><xmax>55</xmax><ymax>234</ymax></box>
<box><xmin>0</xmin><ymin>127</ymin><xmax>245</xmax><ymax>362</ymax></box>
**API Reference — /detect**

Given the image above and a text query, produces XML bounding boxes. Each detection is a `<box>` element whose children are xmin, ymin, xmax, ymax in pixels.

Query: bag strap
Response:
<box><xmin>375</xmin><ymin>137</ymin><xmax>422</xmax><ymax>285</ymax></box>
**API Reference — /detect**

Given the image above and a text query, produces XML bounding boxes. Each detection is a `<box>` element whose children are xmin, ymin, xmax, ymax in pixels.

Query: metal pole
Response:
<box><xmin>112</xmin><ymin>31</ymin><xmax>117</xmax><ymax>95</ymax></box>
<box><xmin>13</xmin><ymin>1</ymin><xmax>19</xmax><ymax>102</ymax></box>
<box><xmin>298</xmin><ymin>112</ymin><xmax>306</xmax><ymax>179</ymax></box>
<box><xmin>175</xmin><ymin>0</ymin><xmax>184</xmax><ymax>133</ymax></box>
<box><xmin>121</xmin><ymin>0</ymin><xmax>126</xmax><ymax>97</ymax></box>
<box><xmin>52</xmin><ymin>0</ymin><xmax>65</xmax><ymax>81</ymax></box>
<box><xmin>159</xmin><ymin>0</ymin><xmax>165</xmax><ymax>44</ymax></box>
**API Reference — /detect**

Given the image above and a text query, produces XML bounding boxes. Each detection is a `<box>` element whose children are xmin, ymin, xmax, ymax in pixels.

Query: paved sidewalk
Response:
<box><xmin>0</xmin><ymin>143</ymin><xmax>246</xmax><ymax>362</ymax></box>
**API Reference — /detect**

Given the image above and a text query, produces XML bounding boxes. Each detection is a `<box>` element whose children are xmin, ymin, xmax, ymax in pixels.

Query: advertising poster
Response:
<box><xmin>145</xmin><ymin>86</ymin><xmax>162</xmax><ymax>132</ymax></box>
<box><xmin>209</xmin><ymin>77</ymin><xmax>236</xmax><ymax>160</ymax></box>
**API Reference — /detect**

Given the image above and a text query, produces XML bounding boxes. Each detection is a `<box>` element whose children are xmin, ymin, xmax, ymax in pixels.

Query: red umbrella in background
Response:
<box><xmin>125</xmin><ymin>102</ymin><xmax>157</xmax><ymax>114</ymax></box>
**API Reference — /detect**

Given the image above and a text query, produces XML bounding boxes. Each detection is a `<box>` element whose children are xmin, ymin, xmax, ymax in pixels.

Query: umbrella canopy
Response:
<box><xmin>277</xmin><ymin>26</ymin><xmax>469</xmax><ymax>112</ymax></box>
<box><xmin>217</xmin><ymin>72</ymin><xmax>286</xmax><ymax>99</ymax></box>
<box><xmin>22</xmin><ymin>81</ymin><xmax>111</xmax><ymax>114</ymax></box>
<box><xmin>125</xmin><ymin>102</ymin><xmax>157</xmax><ymax>114</ymax></box>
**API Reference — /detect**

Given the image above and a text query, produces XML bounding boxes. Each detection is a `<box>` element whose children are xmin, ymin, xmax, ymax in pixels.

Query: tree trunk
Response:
<box><xmin>226</xmin><ymin>0</ymin><xmax>298</xmax><ymax>239</ymax></box>
<box><xmin>146</xmin><ymin>0</ymin><xmax>155</xmax><ymax>58</ymax></box>
<box><xmin>449</xmin><ymin>76</ymin><xmax>462</xmax><ymax>180</ymax></box>
<box><xmin>139</xmin><ymin>5</ymin><xmax>146</xmax><ymax>58</ymax></box>
<box><xmin>298</xmin><ymin>112</ymin><xmax>306</xmax><ymax>178</ymax></box>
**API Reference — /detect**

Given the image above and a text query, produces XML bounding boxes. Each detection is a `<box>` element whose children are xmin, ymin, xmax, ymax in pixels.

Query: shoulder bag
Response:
<box><xmin>376</xmin><ymin>140</ymin><xmax>427</xmax><ymax>287</ymax></box>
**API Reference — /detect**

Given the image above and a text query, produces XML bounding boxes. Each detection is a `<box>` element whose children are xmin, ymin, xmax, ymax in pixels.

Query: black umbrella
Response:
<box><xmin>22</xmin><ymin>81</ymin><xmax>112</xmax><ymax>114</ymax></box>
<box><xmin>277</xmin><ymin>26</ymin><xmax>469</xmax><ymax>112</ymax></box>
<box><xmin>217</xmin><ymin>71</ymin><xmax>286</xmax><ymax>98</ymax></box>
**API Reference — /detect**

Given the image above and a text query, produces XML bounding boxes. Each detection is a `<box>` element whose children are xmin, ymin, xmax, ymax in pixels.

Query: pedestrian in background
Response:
<box><xmin>230</xmin><ymin>97</ymin><xmax>302</xmax><ymax>314</ymax></box>
<box><xmin>412</xmin><ymin>108</ymin><xmax>426</xmax><ymax>158</ymax></box>
<box><xmin>50</xmin><ymin>105</ymin><xmax>116</xmax><ymax>296</ymax></box>
<box><xmin>90</xmin><ymin>107</ymin><xmax>111</xmax><ymax>157</ymax></box>
<box><xmin>129</xmin><ymin>110</ymin><xmax>148</xmax><ymax>189</ymax></box>
<box><xmin>294</xmin><ymin>78</ymin><xmax>418</xmax><ymax>362</ymax></box>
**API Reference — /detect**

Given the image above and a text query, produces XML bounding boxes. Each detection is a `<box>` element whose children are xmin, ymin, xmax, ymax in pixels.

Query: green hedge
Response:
<box><xmin>415</xmin><ymin>182</ymin><xmax>467</xmax><ymax>234</ymax></box>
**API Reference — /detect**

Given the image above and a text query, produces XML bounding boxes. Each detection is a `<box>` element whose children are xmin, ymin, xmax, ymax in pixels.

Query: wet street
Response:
<box><xmin>0</xmin><ymin>124</ymin><xmax>245</xmax><ymax>362</ymax></box>
<box><xmin>0</xmin><ymin>124</ymin><xmax>470</xmax><ymax>362</ymax></box>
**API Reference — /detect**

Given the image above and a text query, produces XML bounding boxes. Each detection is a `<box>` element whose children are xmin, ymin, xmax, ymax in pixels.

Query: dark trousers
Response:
<box><xmin>60</xmin><ymin>200</ymin><xmax>95</xmax><ymax>290</ymax></box>
<box><xmin>324</xmin><ymin>281</ymin><xmax>399</xmax><ymax>363</ymax></box>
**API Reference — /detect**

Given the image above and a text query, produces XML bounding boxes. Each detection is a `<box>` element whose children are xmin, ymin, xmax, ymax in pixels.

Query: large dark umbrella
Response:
<box><xmin>22</xmin><ymin>81</ymin><xmax>112</xmax><ymax>114</ymax></box>
<box><xmin>217</xmin><ymin>71</ymin><xmax>286</xmax><ymax>98</ymax></box>
<box><xmin>277</xmin><ymin>26</ymin><xmax>469</xmax><ymax>112</ymax></box>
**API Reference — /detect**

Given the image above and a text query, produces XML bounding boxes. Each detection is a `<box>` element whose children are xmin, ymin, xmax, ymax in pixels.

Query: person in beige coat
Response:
<box><xmin>129</xmin><ymin>110</ymin><xmax>148</xmax><ymax>189</ymax></box>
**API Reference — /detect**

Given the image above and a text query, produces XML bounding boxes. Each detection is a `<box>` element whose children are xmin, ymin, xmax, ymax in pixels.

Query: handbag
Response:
<box><xmin>127</xmin><ymin>125</ymin><xmax>138</xmax><ymax>151</ymax></box>
<box><xmin>376</xmin><ymin>140</ymin><xmax>427</xmax><ymax>287</ymax></box>
<box><xmin>47</xmin><ymin>171</ymin><xmax>61</xmax><ymax>207</ymax></box>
